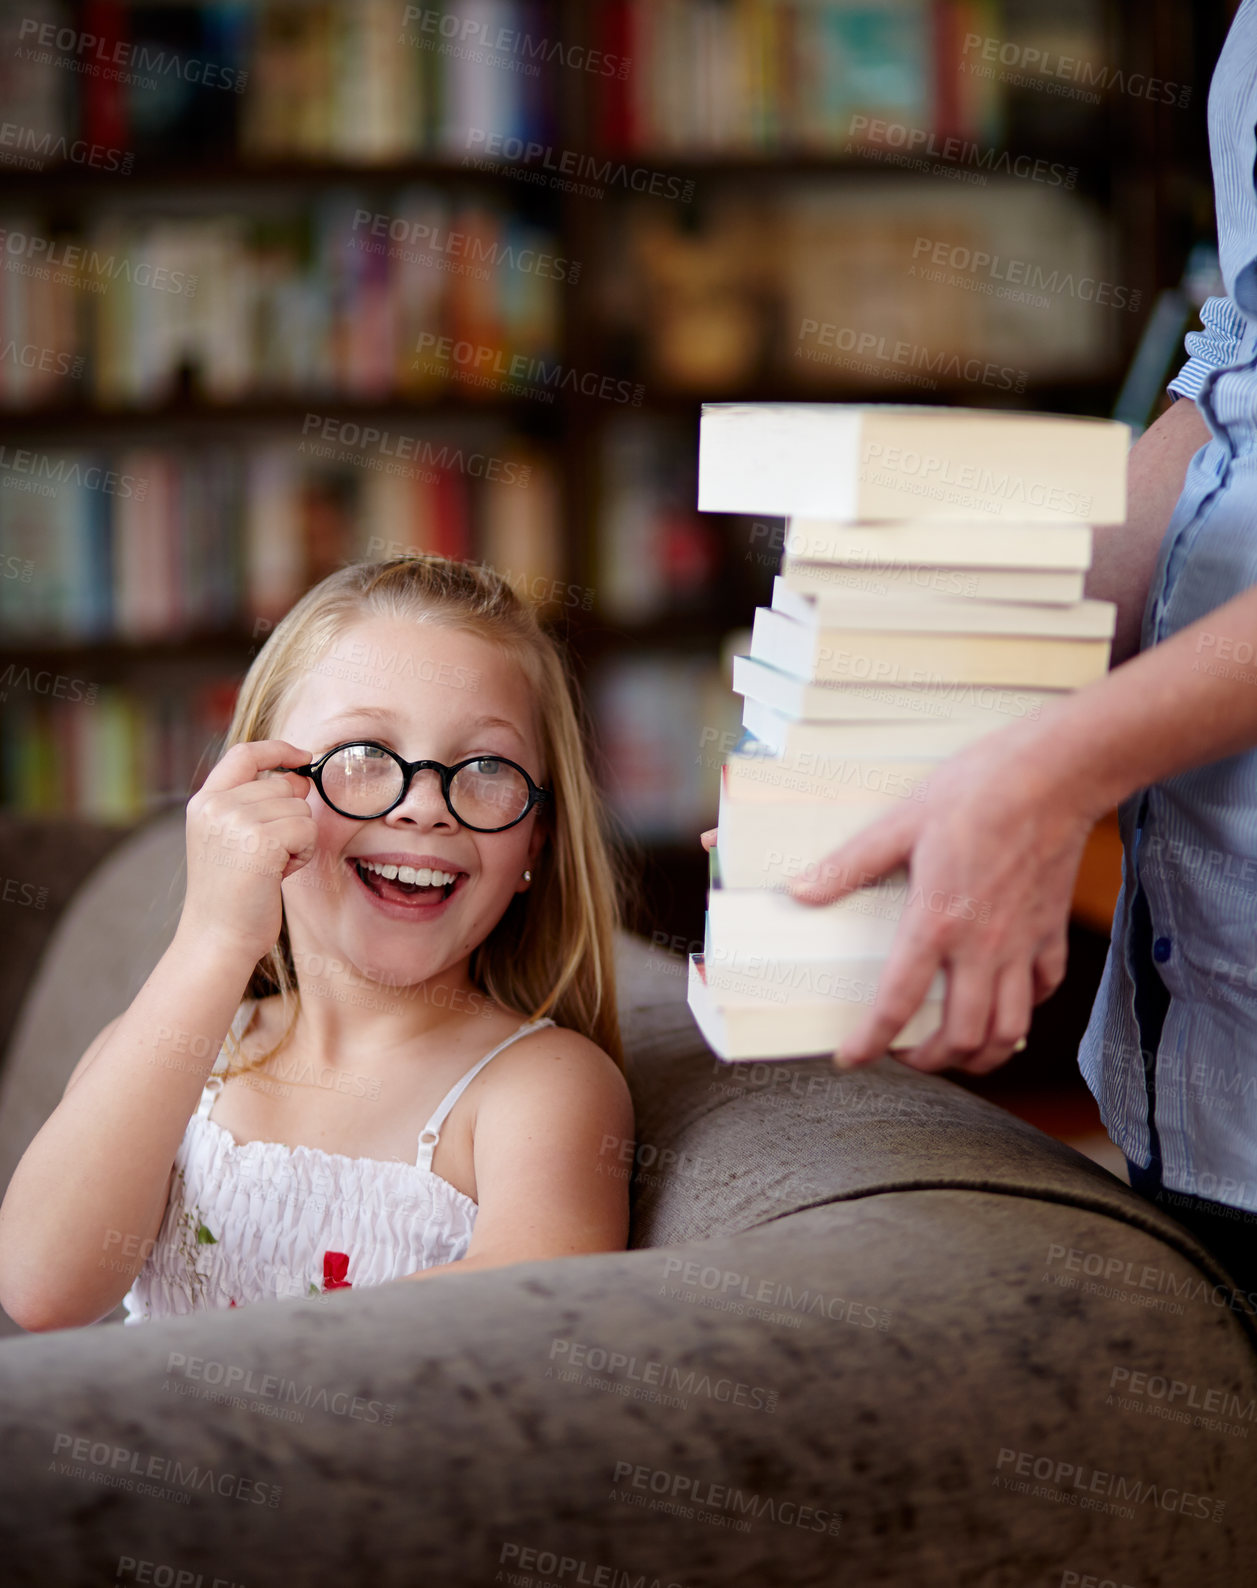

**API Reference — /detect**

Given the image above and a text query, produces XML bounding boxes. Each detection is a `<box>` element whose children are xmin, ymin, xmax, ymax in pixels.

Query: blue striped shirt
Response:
<box><xmin>1078</xmin><ymin>0</ymin><xmax>1257</xmax><ymax>1211</ymax></box>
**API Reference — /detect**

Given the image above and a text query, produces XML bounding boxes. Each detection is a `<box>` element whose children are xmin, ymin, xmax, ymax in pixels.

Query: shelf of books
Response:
<box><xmin>0</xmin><ymin>0</ymin><xmax>1213</xmax><ymax>947</ymax></box>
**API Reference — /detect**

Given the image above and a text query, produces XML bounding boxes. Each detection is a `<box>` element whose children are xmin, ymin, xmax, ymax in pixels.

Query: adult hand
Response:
<box><xmin>785</xmin><ymin>718</ymin><xmax>1102</xmax><ymax>1074</ymax></box>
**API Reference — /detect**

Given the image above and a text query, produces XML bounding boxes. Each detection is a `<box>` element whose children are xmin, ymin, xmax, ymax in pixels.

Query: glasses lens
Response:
<box><xmin>322</xmin><ymin>744</ymin><xmax>404</xmax><ymax>817</ymax></box>
<box><xmin>449</xmin><ymin>758</ymin><xmax>531</xmax><ymax>829</ymax></box>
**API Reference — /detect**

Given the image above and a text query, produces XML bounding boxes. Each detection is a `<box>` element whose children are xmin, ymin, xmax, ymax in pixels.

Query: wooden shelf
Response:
<box><xmin>0</xmin><ymin>633</ymin><xmax>255</xmax><ymax>667</ymax></box>
<box><xmin>3</xmin><ymin>145</ymin><xmax>1114</xmax><ymax>196</ymax></box>
<box><xmin>0</xmin><ymin>376</ymin><xmax>1127</xmax><ymax>436</ymax></box>
<box><xmin>0</xmin><ymin>394</ymin><xmax>563</xmax><ymax>437</ymax></box>
<box><xmin>0</xmin><ymin>159</ymin><xmax>569</xmax><ymax>195</ymax></box>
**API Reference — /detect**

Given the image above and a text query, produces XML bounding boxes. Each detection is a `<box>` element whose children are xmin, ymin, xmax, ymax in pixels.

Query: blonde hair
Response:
<box><xmin>220</xmin><ymin>555</ymin><xmax>626</xmax><ymax>1072</ymax></box>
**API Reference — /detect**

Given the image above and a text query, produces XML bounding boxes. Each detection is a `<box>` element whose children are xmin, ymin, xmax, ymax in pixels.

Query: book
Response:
<box><xmin>740</xmin><ymin>696</ymin><xmax>1006</xmax><ymax>762</ymax></box>
<box><xmin>697</xmin><ymin>404</ymin><xmax>1129</xmax><ymax>522</ymax></box>
<box><xmin>707</xmin><ymin>876</ymin><xmax>911</xmax><ymax>960</ymax></box>
<box><xmin>717</xmin><ymin>775</ymin><xmax>917</xmax><ymax>890</ymax></box>
<box><xmin>783</xmin><ymin>519</ymin><xmax>1093</xmax><ymax>569</ymax></box>
<box><xmin>694</xmin><ymin>944</ymin><xmax>947</xmax><ymax>1015</ymax></box>
<box><xmin>751</xmin><ymin>605</ymin><xmax>1112</xmax><ymax>690</ymax></box>
<box><xmin>688</xmin><ymin>955</ymin><xmax>943</xmax><ymax>1062</ymax></box>
<box><xmin>780</xmin><ymin>556</ymin><xmax>1085</xmax><ymax>605</ymax></box>
<box><xmin>721</xmin><ymin>742</ymin><xmax>936</xmax><ymax>804</ymax></box>
<box><xmin>769</xmin><ymin>575</ymin><xmax>1115</xmax><ymax>637</ymax></box>
<box><xmin>732</xmin><ymin>654</ymin><xmax>1061</xmax><ymax>726</ymax></box>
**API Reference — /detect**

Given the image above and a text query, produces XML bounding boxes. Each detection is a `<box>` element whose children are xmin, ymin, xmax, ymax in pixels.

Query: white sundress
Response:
<box><xmin>121</xmin><ymin>1003</ymin><xmax>555</xmax><ymax>1322</ymax></box>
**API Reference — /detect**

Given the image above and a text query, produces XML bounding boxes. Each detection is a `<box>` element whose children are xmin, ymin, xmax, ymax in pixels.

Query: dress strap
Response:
<box><xmin>195</xmin><ymin>1000</ymin><xmax>254</xmax><ymax>1119</ymax></box>
<box><xmin>415</xmin><ymin>1017</ymin><xmax>556</xmax><ymax>1170</ymax></box>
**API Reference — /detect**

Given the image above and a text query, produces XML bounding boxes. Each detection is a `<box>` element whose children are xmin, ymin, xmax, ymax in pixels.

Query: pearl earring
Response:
<box><xmin>523</xmin><ymin>870</ymin><xmax>532</xmax><ymax>882</ymax></box>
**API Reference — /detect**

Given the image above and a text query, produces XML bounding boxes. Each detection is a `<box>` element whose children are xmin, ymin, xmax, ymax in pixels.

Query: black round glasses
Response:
<box><xmin>285</xmin><ymin>741</ymin><xmax>551</xmax><ymax>832</ymax></box>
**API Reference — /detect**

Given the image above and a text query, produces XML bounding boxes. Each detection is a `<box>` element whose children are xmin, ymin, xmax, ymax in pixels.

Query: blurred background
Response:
<box><xmin>0</xmin><ymin>0</ymin><xmax>1241</xmax><ymax>1163</ymax></box>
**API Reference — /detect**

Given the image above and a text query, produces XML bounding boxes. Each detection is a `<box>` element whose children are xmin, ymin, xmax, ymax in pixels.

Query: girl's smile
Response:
<box><xmin>346</xmin><ymin>849</ymin><xmax>469</xmax><ymax>919</ymax></box>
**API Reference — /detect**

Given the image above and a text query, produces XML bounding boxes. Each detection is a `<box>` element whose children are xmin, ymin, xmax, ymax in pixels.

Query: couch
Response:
<box><xmin>0</xmin><ymin>808</ymin><xmax>1254</xmax><ymax>1586</ymax></box>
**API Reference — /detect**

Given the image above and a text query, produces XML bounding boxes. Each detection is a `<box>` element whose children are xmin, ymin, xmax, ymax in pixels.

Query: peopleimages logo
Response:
<box><xmin>0</xmin><ymin>225</ymin><xmax>199</xmax><ymax>296</ymax></box>
<box><xmin>909</xmin><ymin>236</ymin><xmax>1142</xmax><ymax>314</ymax></box>
<box><xmin>463</xmin><ymin>129</ymin><xmax>695</xmax><ymax>203</ymax></box>
<box><xmin>402</xmin><ymin>6</ymin><xmax>630</xmax><ymax>79</ymax></box>
<box><xmin>547</xmin><ymin>1337</ymin><xmax>778</xmax><ymax>1413</ymax></box>
<box><xmin>960</xmin><ymin>32</ymin><xmax>1191</xmax><ymax>108</ymax></box>
<box><xmin>848</xmin><ymin>115</ymin><xmax>1078</xmax><ymax>189</ymax></box>
<box><xmin>610</xmin><ymin>1460</ymin><xmax>842</xmax><ymax>1536</ymax></box>
<box><xmin>49</xmin><ymin>1433</ymin><xmax>281</xmax><ymax>1508</ymax></box>
<box><xmin>0</xmin><ymin>447</ymin><xmax>148</xmax><ymax>498</ymax></box>
<box><xmin>349</xmin><ymin>208</ymin><xmax>580</xmax><ymax>284</ymax></box>
<box><xmin>0</xmin><ymin>121</ymin><xmax>133</xmax><ymax>173</ymax></box>
<box><xmin>994</xmin><ymin>1446</ymin><xmax>1225</xmax><ymax>1524</ymax></box>
<box><xmin>298</xmin><ymin>413</ymin><xmax>532</xmax><ymax>486</ymax></box>
<box><xmin>796</xmin><ymin>316</ymin><xmax>1028</xmax><ymax>394</ymax></box>
<box><xmin>0</xmin><ymin>341</ymin><xmax>83</xmax><ymax>379</ymax></box>
<box><xmin>860</xmin><ymin>441</ymin><xmax>1093</xmax><ymax>519</ymax></box>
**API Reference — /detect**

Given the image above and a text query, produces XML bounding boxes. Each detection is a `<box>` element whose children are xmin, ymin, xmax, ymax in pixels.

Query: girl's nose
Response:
<box><xmin>385</xmin><ymin>767</ymin><xmax>455</xmax><ymax>828</ymax></box>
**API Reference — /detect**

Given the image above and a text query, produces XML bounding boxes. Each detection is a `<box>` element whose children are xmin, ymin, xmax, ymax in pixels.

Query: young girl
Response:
<box><xmin>0</xmin><ymin>556</ymin><xmax>634</xmax><ymax>1329</ymax></box>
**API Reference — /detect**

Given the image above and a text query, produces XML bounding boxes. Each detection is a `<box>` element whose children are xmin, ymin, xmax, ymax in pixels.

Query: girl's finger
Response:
<box><xmin>273</xmin><ymin>818</ymin><xmax>320</xmax><ymax>879</ymax></box>
<box><xmin>197</xmin><ymin>740</ymin><xmax>313</xmax><ymax>797</ymax></box>
<box><xmin>202</xmin><ymin>775</ymin><xmax>307</xmax><ymax>806</ymax></box>
<box><xmin>238</xmin><ymin>797</ymin><xmax>322</xmax><ymax>830</ymax></box>
<box><xmin>699</xmin><ymin>828</ymin><xmax>717</xmax><ymax>851</ymax></box>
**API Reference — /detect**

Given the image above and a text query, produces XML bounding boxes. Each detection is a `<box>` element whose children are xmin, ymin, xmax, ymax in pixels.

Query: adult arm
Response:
<box><xmin>1086</xmin><ymin>395</ymin><xmax>1210</xmax><ymax>665</ymax></box>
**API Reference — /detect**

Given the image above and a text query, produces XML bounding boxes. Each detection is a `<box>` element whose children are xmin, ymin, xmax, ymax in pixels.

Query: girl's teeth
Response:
<box><xmin>362</xmin><ymin>860</ymin><xmax>456</xmax><ymax>886</ymax></box>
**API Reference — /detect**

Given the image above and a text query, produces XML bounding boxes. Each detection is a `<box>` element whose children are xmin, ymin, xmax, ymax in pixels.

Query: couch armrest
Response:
<box><xmin>1</xmin><ymin>1188</ymin><xmax>1253</xmax><ymax>1585</ymax></box>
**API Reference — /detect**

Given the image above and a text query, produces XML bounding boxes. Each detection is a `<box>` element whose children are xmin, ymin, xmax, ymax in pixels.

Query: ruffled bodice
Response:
<box><xmin>121</xmin><ymin>1004</ymin><xmax>553</xmax><ymax>1321</ymax></box>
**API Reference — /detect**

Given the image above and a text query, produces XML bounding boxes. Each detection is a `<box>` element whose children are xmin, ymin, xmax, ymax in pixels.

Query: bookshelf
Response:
<box><xmin>0</xmin><ymin>0</ymin><xmax>1224</xmax><ymax>957</ymax></box>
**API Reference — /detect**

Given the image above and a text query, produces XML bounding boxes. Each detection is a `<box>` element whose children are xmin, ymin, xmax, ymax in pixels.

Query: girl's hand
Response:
<box><xmin>181</xmin><ymin>740</ymin><xmax>319</xmax><ymax>964</ymax></box>
<box><xmin>786</xmin><ymin>721</ymin><xmax>1101</xmax><ymax>1075</ymax></box>
<box><xmin>700</xmin><ymin>828</ymin><xmax>717</xmax><ymax>852</ymax></box>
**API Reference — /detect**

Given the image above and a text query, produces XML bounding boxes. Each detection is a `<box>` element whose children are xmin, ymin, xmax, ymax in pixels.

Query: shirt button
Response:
<box><xmin>1153</xmin><ymin>936</ymin><xmax>1172</xmax><ymax>963</ymax></box>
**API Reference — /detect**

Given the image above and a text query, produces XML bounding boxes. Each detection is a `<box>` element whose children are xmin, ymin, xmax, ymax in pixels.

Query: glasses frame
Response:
<box><xmin>288</xmin><ymin>740</ymin><xmax>551</xmax><ymax>832</ymax></box>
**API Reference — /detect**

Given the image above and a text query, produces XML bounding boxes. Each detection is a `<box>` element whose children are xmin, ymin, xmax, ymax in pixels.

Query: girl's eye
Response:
<box><xmin>472</xmin><ymin>757</ymin><xmax>503</xmax><ymax>774</ymax></box>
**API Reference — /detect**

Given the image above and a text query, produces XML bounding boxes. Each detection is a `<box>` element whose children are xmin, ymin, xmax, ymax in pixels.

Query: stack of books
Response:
<box><xmin>687</xmin><ymin>402</ymin><xmax>1129</xmax><ymax>1061</ymax></box>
